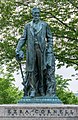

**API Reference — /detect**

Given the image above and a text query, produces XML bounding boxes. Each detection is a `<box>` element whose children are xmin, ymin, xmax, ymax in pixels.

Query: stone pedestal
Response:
<box><xmin>0</xmin><ymin>104</ymin><xmax>78</xmax><ymax>120</ymax></box>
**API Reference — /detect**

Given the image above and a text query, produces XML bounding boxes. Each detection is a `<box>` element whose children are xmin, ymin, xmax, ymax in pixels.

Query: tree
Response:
<box><xmin>0</xmin><ymin>68</ymin><xmax>23</xmax><ymax>104</ymax></box>
<box><xmin>56</xmin><ymin>75</ymin><xmax>78</xmax><ymax>104</ymax></box>
<box><xmin>0</xmin><ymin>0</ymin><xmax>78</xmax><ymax>104</ymax></box>
<box><xmin>42</xmin><ymin>0</ymin><xmax>78</xmax><ymax>71</ymax></box>
<box><xmin>0</xmin><ymin>0</ymin><xmax>78</xmax><ymax>72</ymax></box>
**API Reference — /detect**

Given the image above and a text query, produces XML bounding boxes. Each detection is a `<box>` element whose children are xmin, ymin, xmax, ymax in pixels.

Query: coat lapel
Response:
<box><xmin>30</xmin><ymin>20</ymin><xmax>43</xmax><ymax>36</ymax></box>
<box><xmin>30</xmin><ymin>21</ymin><xmax>34</xmax><ymax>36</ymax></box>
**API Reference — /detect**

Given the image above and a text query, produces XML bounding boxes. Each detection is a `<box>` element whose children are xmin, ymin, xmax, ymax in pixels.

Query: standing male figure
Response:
<box><xmin>16</xmin><ymin>7</ymin><xmax>56</xmax><ymax>97</ymax></box>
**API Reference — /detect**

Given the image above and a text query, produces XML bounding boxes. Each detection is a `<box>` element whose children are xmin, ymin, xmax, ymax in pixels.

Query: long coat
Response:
<box><xmin>16</xmin><ymin>20</ymin><xmax>53</xmax><ymax>72</ymax></box>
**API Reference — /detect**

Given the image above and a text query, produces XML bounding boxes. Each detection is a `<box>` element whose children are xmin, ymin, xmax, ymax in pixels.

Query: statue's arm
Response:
<box><xmin>46</xmin><ymin>24</ymin><xmax>55</xmax><ymax>69</ymax></box>
<box><xmin>46</xmin><ymin>24</ymin><xmax>53</xmax><ymax>53</ymax></box>
<box><xmin>16</xmin><ymin>25</ymin><xmax>27</xmax><ymax>54</ymax></box>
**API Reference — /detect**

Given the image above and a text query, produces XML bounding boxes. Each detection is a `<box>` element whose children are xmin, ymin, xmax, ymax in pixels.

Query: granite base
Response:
<box><xmin>0</xmin><ymin>104</ymin><xmax>78</xmax><ymax>120</ymax></box>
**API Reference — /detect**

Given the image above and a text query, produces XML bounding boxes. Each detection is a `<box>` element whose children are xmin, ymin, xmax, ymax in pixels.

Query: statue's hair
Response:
<box><xmin>31</xmin><ymin>7</ymin><xmax>40</xmax><ymax>14</ymax></box>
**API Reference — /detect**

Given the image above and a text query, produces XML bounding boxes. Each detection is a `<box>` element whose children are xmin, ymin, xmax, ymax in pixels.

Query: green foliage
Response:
<box><xmin>0</xmin><ymin>0</ymin><xmax>78</xmax><ymax>73</ymax></box>
<box><xmin>0</xmin><ymin>69</ymin><xmax>23</xmax><ymax>104</ymax></box>
<box><xmin>42</xmin><ymin>0</ymin><xmax>78</xmax><ymax>70</ymax></box>
<box><xmin>0</xmin><ymin>0</ymin><xmax>78</xmax><ymax>104</ymax></box>
<box><xmin>56</xmin><ymin>75</ymin><xmax>78</xmax><ymax>104</ymax></box>
<box><xmin>0</xmin><ymin>0</ymin><xmax>31</xmax><ymax>72</ymax></box>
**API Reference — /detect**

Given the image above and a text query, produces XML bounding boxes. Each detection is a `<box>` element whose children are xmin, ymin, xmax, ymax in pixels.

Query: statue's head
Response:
<box><xmin>31</xmin><ymin>7</ymin><xmax>40</xmax><ymax>22</ymax></box>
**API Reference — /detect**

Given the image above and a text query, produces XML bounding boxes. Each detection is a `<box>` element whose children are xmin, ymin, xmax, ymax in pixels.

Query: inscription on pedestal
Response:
<box><xmin>4</xmin><ymin>107</ymin><xmax>77</xmax><ymax>118</ymax></box>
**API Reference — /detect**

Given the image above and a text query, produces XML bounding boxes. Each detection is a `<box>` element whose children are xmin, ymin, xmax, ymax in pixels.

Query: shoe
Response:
<box><xmin>40</xmin><ymin>91</ymin><xmax>45</xmax><ymax>96</ymax></box>
<box><xmin>30</xmin><ymin>91</ymin><xmax>35</xmax><ymax>98</ymax></box>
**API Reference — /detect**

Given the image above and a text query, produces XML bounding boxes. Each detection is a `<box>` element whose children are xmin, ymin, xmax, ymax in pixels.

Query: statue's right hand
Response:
<box><xmin>16</xmin><ymin>53</ymin><xmax>20</xmax><ymax>61</ymax></box>
<box><xmin>16</xmin><ymin>50</ymin><xmax>24</xmax><ymax>61</ymax></box>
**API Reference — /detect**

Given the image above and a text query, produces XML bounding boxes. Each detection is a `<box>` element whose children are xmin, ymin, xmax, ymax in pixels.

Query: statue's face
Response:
<box><xmin>32</xmin><ymin>8</ymin><xmax>40</xmax><ymax>22</ymax></box>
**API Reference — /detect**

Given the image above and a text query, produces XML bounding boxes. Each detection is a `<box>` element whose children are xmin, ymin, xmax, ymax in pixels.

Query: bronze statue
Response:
<box><xmin>16</xmin><ymin>7</ymin><xmax>56</xmax><ymax>98</ymax></box>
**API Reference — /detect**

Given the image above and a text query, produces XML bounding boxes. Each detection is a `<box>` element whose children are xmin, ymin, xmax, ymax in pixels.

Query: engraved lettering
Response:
<box><xmin>30</xmin><ymin>109</ymin><xmax>35</xmax><ymax>116</ymax></box>
<box><xmin>19</xmin><ymin>109</ymin><xmax>24</xmax><ymax>116</ymax></box>
<box><xmin>25</xmin><ymin>110</ymin><xmax>30</xmax><ymax>116</ymax></box>
<box><xmin>35</xmin><ymin>109</ymin><xmax>39</xmax><ymax>114</ymax></box>
<box><xmin>53</xmin><ymin>109</ymin><xmax>57</xmax><ymax>114</ymax></box>
<box><xmin>13</xmin><ymin>109</ymin><xmax>17</xmax><ymax>115</ymax></box>
<box><xmin>8</xmin><ymin>109</ymin><xmax>11</xmax><ymax>115</ymax></box>
<box><xmin>70</xmin><ymin>109</ymin><xmax>74</xmax><ymax>115</ymax></box>
<box><xmin>5</xmin><ymin>108</ymin><xmax>76</xmax><ymax>118</ymax></box>
<box><xmin>41</xmin><ymin>110</ymin><xmax>45</xmax><ymax>116</ymax></box>
<box><xmin>60</xmin><ymin>109</ymin><xmax>63</xmax><ymax>116</ymax></box>
<box><xmin>65</xmin><ymin>109</ymin><xmax>70</xmax><ymax>116</ymax></box>
<box><xmin>47</xmin><ymin>109</ymin><xmax>52</xmax><ymax>116</ymax></box>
